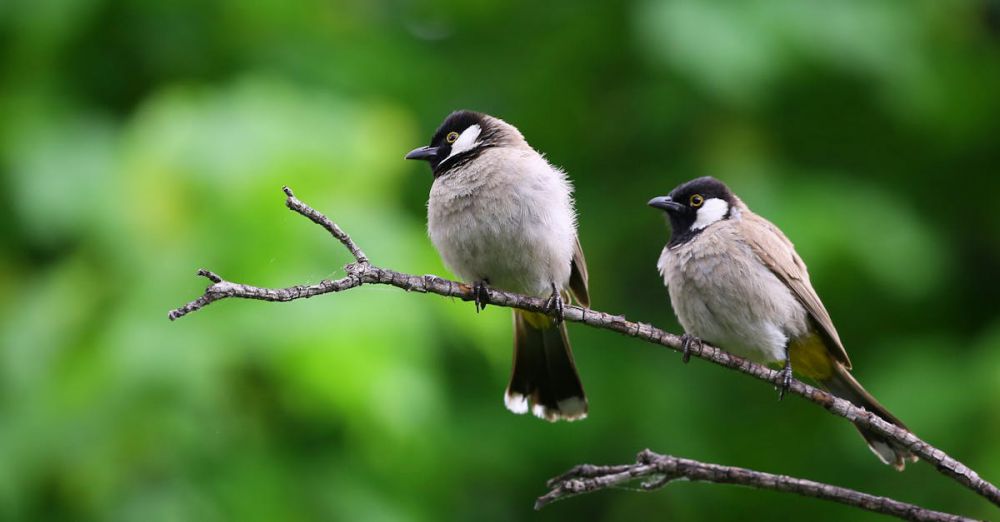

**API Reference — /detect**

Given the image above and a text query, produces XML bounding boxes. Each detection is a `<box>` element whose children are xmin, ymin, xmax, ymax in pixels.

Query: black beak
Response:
<box><xmin>648</xmin><ymin>196</ymin><xmax>685</xmax><ymax>213</ymax></box>
<box><xmin>405</xmin><ymin>145</ymin><xmax>440</xmax><ymax>161</ymax></box>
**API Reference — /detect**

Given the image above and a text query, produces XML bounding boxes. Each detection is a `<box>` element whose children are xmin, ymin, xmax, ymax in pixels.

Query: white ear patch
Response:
<box><xmin>692</xmin><ymin>198</ymin><xmax>729</xmax><ymax>230</ymax></box>
<box><xmin>443</xmin><ymin>124</ymin><xmax>482</xmax><ymax>162</ymax></box>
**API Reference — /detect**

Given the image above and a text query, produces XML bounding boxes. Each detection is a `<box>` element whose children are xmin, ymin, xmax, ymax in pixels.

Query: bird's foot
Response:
<box><xmin>777</xmin><ymin>358</ymin><xmax>793</xmax><ymax>400</ymax></box>
<box><xmin>473</xmin><ymin>280</ymin><xmax>490</xmax><ymax>313</ymax></box>
<box><xmin>679</xmin><ymin>333</ymin><xmax>702</xmax><ymax>364</ymax></box>
<box><xmin>544</xmin><ymin>283</ymin><xmax>565</xmax><ymax>324</ymax></box>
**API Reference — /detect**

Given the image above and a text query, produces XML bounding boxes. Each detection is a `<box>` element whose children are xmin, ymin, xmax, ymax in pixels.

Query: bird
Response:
<box><xmin>405</xmin><ymin>110</ymin><xmax>590</xmax><ymax>422</ymax></box>
<box><xmin>648</xmin><ymin>176</ymin><xmax>916</xmax><ymax>469</ymax></box>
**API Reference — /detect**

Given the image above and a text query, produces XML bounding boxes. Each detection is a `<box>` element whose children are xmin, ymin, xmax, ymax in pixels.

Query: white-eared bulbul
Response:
<box><xmin>650</xmin><ymin>176</ymin><xmax>916</xmax><ymax>469</ymax></box>
<box><xmin>406</xmin><ymin>110</ymin><xmax>590</xmax><ymax>422</ymax></box>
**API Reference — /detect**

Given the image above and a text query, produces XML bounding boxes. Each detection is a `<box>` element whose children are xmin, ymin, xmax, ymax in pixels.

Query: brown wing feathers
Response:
<box><xmin>741</xmin><ymin>211</ymin><xmax>852</xmax><ymax>368</ymax></box>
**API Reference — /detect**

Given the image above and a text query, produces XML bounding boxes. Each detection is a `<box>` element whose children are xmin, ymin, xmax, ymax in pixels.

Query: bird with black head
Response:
<box><xmin>649</xmin><ymin>176</ymin><xmax>917</xmax><ymax>469</ymax></box>
<box><xmin>406</xmin><ymin>110</ymin><xmax>591</xmax><ymax>422</ymax></box>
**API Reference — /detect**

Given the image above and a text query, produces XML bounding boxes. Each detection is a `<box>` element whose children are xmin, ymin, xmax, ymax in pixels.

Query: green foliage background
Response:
<box><xmin>2</xmin><ymin>1</ymin><xmax>999</xmax><ymax>520</ymax></box>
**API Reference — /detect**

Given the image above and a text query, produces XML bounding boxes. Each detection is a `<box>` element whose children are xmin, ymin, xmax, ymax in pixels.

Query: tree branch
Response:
<box><xmin>282</xmin><ymin>187</ymin><xmax>369</xmax><ymax>264</ymax></box>
<box><xmin>537</xmin><ymin>450</ymin><xmax>977</xmax><ymax>522</ymax></box>
<box><xmin>167</xmin><ymin>187</ymin><xmax>999</xmax><ymax>518</ymax></box>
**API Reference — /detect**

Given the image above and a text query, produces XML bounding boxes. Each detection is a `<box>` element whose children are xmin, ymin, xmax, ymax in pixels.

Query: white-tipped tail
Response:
<box><xmin>506</xmin><ymin>391</ymin><xmax>588</xmax><ymax>422</ymax></box>
<box><xmin>504</xmin><ymin>391</ymin><xmax>530</xmax><ymax>415</ymax></box>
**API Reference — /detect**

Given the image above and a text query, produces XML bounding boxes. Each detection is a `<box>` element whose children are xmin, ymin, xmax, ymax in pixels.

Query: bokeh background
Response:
<box><xmin>2</xmin><ymin>0</ymin><xmax>999</xmax><ymax>520</ymax></box>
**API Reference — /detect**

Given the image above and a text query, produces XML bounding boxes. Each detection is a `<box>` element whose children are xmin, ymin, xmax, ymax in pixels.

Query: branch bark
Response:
<box><xmin>537</xmin><ymin>450</ymin><xmax>976</xmax><ymax>522</ymax></box>
<box><xmin>168</xmin><ymin>187</ymin><xmax>998</xmax><ymax>519</ymax></box>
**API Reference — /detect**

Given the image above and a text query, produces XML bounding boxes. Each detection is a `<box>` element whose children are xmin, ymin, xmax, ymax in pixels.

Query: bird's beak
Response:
<box><xmin>404</xmin><ymin>145</ymin><xmax>440</xmax><ymax>161</ymax></box>
<box><xmin>648</xmin><ymin>196</ymin><xmax>684</xmax><ymax>213</ymax></box>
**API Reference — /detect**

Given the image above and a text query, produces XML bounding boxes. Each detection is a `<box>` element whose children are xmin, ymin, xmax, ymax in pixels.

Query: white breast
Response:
<box><xmin>427</xmin><ymin>146</ymin><xmax>577</xmax><ymax>297</ymax></box>
<box><xmin>657</xmin><ymin>220</ymin><xmax>809</xmax><ymax>364</ymax></box>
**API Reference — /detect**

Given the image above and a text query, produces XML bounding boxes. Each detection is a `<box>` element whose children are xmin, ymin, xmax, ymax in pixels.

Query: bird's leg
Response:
<box><xmin>473</xmin><ymin>279</ymin><xmax>491</xmax><ymax>313</ymax></box>
<box><xmin>679</xmin><ymin>333</ymin><xmax>702</xmax><ymax>364</ymax></box>
<box><xmin>544</xmin><ymin>283</ymin><xmax>565</xmax><ymax>324</ymax></box>
<box><xmin>778</xmin><ymin>349</ymin><xmax>793</xmax><ymax>400</ymax></box>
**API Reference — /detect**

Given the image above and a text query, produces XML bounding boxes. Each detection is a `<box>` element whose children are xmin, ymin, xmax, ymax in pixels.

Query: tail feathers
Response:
<box><xmin>506</xmin><ymin>311</ymin><xmax>587</xmax><ymax>422</ymax></box>
<box><xmin>821</xmin><ymin>365</ymin><xmax>917</xmax><ymax>470</ymax></box>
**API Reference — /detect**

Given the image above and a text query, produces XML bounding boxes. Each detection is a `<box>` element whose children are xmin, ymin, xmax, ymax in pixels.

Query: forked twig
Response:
<box><xmin>168</xmin><ymin>187</ymin><xmax>998</xmax><ymax>519</ymax></box>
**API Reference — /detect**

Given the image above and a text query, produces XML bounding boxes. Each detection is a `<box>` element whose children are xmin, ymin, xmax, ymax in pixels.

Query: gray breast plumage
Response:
<box><xmin>657</xmin><ymin>215</ymin><xmax>810</xmax><ymax>364</ymax></box>
<box><xmin>427</xmin><ymin>147</ymin><xmax>577</xmax><ymax>297</ymax></box>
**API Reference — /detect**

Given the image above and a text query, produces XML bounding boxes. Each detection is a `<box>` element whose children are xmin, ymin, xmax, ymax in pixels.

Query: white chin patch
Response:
<box><xmin>691</xmin><ymin>198</ymin><xmax>730</xmax><ymax>230</ymax></box>
<box><xmin>443</xmin><ymin>124</ymin><xmax>481</xmax><ymax>162</ymax></box>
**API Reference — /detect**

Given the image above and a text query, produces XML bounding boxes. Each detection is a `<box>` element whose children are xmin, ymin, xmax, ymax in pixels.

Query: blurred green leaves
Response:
<box><xmin>1</xmin><ymin>0</ymin><xmax>999</xmax><ymax>520</ymax></box>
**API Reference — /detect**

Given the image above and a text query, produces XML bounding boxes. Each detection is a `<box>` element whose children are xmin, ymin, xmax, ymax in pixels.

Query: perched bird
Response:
<box><xmin>649</xmin><ymin>176</ymin><xmax>916</xmax><ymax>469</ymax></box>
<box><xmin>405</xmin><ymin>110</ymin><xmax>590</xmax><ymax>421</ymax></box>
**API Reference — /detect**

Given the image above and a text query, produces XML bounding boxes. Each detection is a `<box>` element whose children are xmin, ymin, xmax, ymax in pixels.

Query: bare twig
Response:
<box><xmin>537</xmin><ymin>450</ymin><xmax>977</xmax><ymax>522</ymax></box>
<box><xmin>282</xmin><ymin>186</ymin><xmax>369</xmax><ymax>264</ymax></box>
<box><xmin>167</xmin><ymin>187</ymin><xmax>999</xmax><ymax>518</ymax></box>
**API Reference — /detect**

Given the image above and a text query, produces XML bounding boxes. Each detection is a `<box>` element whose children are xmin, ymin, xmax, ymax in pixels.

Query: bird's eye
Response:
<box><xmin>446</xmin><ymin>131</ymin><xmax>459</xmax><ymax>144</ymax></box>
<box><xmin>690</xmin><ymin>194</ymin><xmax>705</xmax><ymax>207</ymax></box>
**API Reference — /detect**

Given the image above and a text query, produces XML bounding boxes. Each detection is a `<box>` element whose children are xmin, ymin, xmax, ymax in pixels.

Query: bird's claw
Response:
<box><xmin>473</xmin><ymin>280</ymin><xmax>490</xmax><ymax>313</ymax></box>
<box><xmin>545</xmin><ymin>283</ymin><xmax>565</xmax><ymax>324</ymax></box>
<box><xmin>778</xmin><ymin>358</ymin><xmax>793</xmax><ymax>400</ymax></box>
<box><xmin>679</xmin><ymin>333</ymin><xmax>701</xmax><ymax>364</ymax></box>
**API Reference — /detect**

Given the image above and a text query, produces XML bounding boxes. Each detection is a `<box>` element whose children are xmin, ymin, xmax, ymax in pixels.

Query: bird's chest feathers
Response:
<box><xmin>429</xmin><ymin>167</ymin><xmax>538</xmax><ymax>256</ymax></box>
<box><xmin>659</xmin><ymin>225</ymin><xmax>802</xmax><ymax>363</ymax></box>
<box><xmin>661</xmin><ymin>232</ymin><xmax>748</xmax><ymax>322</ymax></box>
<box><xmin>426</xmin><ymin>152</ymin><xmax>574</xmax><ymax>294</ymax></box>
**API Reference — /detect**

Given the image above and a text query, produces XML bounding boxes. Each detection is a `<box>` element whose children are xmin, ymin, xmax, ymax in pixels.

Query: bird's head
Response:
<box><xmin>648</xmin><ymin>176</ymin><xmax>738</xmax><ymax>245</ymax></box>
<box><xmin>405</xmin><ymin>110</ymin><xmax>515</xmax><ymax>177</ymax></box>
